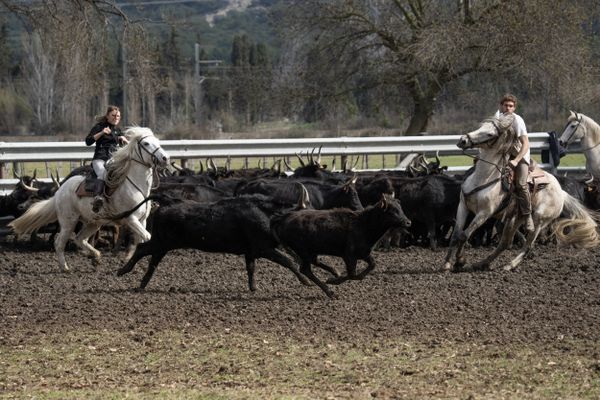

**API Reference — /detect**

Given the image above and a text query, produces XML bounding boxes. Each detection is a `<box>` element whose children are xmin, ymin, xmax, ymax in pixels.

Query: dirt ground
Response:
<box><xmin>1</xmin><ymin>239</ymin><xmax>599</xmax><ymax>398</ymax></box>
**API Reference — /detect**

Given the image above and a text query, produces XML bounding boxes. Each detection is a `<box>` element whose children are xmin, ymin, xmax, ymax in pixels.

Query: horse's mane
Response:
<box><xmin>105</xmin><ymin>126</ymin><xmax>155</xmax><ymax>189</ymax></box>
<box><xmin>479</xmin><ymin>113</ymin><xmax>517</xmax><ymax>154</ymax></box>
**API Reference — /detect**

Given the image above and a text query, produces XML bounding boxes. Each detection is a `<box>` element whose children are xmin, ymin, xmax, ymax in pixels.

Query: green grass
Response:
<box><xmin>2</xmin><ymin>153</ymin><xmax>586</xmax><ymax>179</ymax></box>
<box><xmin>1</xmin><ymin>330</ymin><xmax>598</xmax><ymax>399</ymax></box>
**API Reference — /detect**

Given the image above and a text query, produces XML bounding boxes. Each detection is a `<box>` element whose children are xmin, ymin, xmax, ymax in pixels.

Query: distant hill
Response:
<box><xmin>118</xmin><ymin>0</ymin><xmax>283</xmax><ymax>63</ymax></box>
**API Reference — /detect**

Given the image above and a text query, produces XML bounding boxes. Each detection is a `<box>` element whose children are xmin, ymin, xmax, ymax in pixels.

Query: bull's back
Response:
<box><xmin>273</xmin><ymin>210</ymin><xmax>352</xmax><ymax>256</ymax></box>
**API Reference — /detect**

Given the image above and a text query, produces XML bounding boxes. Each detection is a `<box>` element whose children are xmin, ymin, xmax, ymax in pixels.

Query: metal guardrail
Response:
<box><xmin>0</xmin><ymin>132</ymin><xmax>583</xmax><ymax>195</ymax></box>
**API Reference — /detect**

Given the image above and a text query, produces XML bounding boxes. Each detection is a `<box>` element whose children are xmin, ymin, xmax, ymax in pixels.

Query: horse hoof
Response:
<box><xmin>442</xmin><ymin>262</ymin><xmax>453</xmax><ymax>272</ymax></box>
<box><xmin>502</xmin><ymin>264</ymin><xmax>515</xmax><ymax>271</ymax></box>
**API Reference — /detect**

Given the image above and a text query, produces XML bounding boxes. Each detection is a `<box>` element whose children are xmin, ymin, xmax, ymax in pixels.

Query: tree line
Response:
<box><xmin>0</xmin><ymin>0</ymin><xmax>597</xmax><ymax>138</ymax></box>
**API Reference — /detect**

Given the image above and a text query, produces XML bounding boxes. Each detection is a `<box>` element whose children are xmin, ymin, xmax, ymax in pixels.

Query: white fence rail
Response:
<box><xmin>0</xmin><ymin>132</ymin><xmax>581</xmax><ymax>194</ymax></box>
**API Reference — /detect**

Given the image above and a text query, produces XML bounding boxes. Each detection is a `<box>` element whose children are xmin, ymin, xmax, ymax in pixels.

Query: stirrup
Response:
<box><xmin>524</xmin><ymin>215</ymin><xmax>534</xmax><ymax>232</ymax></box>
<box><xmin>92</xmin><ymin>196</ymin><xmax>104</xmax><ymax>213</ymax></box>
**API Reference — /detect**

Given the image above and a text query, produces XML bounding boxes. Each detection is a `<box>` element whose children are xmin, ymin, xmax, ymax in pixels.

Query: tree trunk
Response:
<box><xmin>405</xmin><ymin>94</ymin><xmax>436</xmax><ymax>135</ymax></box>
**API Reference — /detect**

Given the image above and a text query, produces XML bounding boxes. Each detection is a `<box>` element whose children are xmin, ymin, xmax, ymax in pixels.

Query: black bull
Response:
<box><xmin>115</xmin><ymin>193</ymin><xmax>313</xmax><ymax>292</ymax></box>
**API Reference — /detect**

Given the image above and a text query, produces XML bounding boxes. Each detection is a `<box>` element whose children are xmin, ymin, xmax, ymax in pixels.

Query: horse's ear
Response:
<box><xmin>569</xmin><ymin>110</ymin><xmax>576</xmax><ymax>119</ymax></box>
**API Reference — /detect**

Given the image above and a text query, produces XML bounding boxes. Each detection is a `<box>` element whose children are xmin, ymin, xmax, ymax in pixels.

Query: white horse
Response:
<box><xmin>559</xmin><ymin>110</ymin><xmax>600</xmax><ymax>179</ymax></box>
<box><xmin>444</xmin><ymin>113</ymin><xmax>600</xmax><ymax>272</ymax></box>
<box><xmin>9</xmin><ymin>127</ymin><xmax>170</xmax><ymax>271</ymax></box>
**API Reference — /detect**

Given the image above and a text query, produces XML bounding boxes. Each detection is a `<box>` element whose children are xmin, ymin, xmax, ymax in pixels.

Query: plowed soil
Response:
<box><xmin>1</xmin><ymin>240</ymin><xmax>599</xmax><ymax>399</ymax></box>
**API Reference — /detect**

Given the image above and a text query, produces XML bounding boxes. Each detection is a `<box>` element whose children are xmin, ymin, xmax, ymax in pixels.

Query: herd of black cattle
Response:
<box><xmin>1</xmin><ymin>153</ymin><xmax>599</xmax><ymax>297</ymax></box>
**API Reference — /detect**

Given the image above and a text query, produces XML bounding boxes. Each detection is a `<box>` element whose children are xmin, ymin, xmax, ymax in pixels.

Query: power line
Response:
<box><xmin>116</xmin><ymin>0</ymin><xmax>218</xmax><ymax>7</ymax></box>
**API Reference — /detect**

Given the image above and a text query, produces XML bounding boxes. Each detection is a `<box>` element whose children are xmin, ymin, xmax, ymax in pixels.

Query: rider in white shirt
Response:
<box><xmin>496</xmin><ymin>93</ymin><xmax>534</xmax><ymax>232</ymax></box>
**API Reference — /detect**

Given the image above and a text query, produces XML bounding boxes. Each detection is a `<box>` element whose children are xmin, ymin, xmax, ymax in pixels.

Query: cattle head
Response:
<box><xmin>376</xmin><ymin>193</ymin><xmax>411</xmax><ymax>228</ymax></box>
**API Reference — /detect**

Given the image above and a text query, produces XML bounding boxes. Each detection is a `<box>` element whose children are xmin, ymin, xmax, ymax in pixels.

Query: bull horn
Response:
<box><xmin>258</xmin><ymin>158</ymin><xmax>263</xmax><ymax>169</ymax></box>
<box><xmin>283</xmin><ymin>158</ymin><xmax>293</xmax><ymax>171</ymax></box>
<box><xmin>50</xmin><ymin>173</ymin><xmax>60</xmax><ymax>189</ymax></box>
<box><xmin>351</xmin><ymin>156</ymin><xmax>360</xmax><ymax>170</ymax></box>
<box><xmin>408</xmin><ymin>165</ymin><xmax>419</xmax><ymax>176</ymax></box>
<box><xmin>198</xmin><ymin>160</ymin><xmax>204</xmax><ymax>174</ymax></box>
<box><xmin>316</xmin><ymin>146</ymin><xmax>322</xmax><ymax>165</ymax></box>
<box><xmin>435</xmin><ymin>150</ymin><xmax>441</xmax><ymax>166</ymax></box>
<box><xmin>171</xmin><ymin>162</ymin><xmax>183</xmax><ymax>171</ymax></box>
<box><xmin>208</xmin><ymin>158</ymin><xmax>217</xmax><ymax>171</ymax></box>
<box><xmin>32</xmin><ymin>169</ymin><xmax>37</xmax><ymax>180</ymax></box>
<box><xmin>296</xmin><ymin>182</ymin><xmax>310</xmax><ymax>209</ymax></box>
<box><xmin>295</xmin><ymin>152</ymin><xmax>306</xmax><ymax>167</ymax></box>
<box><xmin>585</xmin><ymin>175</ymin><xmax>594</xmax><ymax>185</ymax></box>
<box><xmin>18</xmin><ymin>178</ymin><xmax>39</xmax><ymax>193</ymax></box>
<box><xmin>331</xmin><ymin>157</ymin><xmax>337</xmax><ymax>172</ymax></box>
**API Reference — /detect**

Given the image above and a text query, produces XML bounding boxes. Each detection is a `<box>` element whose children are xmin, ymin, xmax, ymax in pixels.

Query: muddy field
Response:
<box><xmin>1</xmin><ymin>240</ymin><xmax>599</xmax><ymax>398</ymax></box>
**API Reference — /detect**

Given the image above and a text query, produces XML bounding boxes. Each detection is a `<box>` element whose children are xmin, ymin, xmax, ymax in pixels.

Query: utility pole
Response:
<box><xmin>122</xmin><ymin>32</ymin><xmax>128</xmax><ymax>125</ymax></box>
<box><xmin>194</xmin><ymin>42</ymin><xmax>222</xmax><ymax>127</ymax></box>
<box><xmin>194</xmin><ymin>43</ymin><xmax>202</xmax><ymax>126</ymax></box>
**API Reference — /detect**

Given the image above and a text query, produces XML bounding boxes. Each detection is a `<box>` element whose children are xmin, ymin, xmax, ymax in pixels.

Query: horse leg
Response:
<box><xmin>472</xmin><ymin>216</ymin><xmax>519</xmax><ymax>271</ymax></box>
<box><xmin>117</xmin><ymin>242</ymin><xmax>153</xmax><ymax>276</ymax></box>
<box><xmin>444</xmin><ymin>202</ymin><xmax>470</xmax><ymax>271</ymax></box>
<box><xmin>503</xmin><ymin>223</ymin><xmax>544</xmax><ymax>271</ymax></box>
<box><xmin>73</xmin><ymin>223</ymin><xmax>103</xmax><ymax>260</ymax></box>
<box><xmin>54</xmin><ymin>217</ymin><xmax>78</xmax><ymax>272</ymax></box>
<box><xmin>261</xmin><ymin>248</ymin><xmax>312</xmax><ymax>286</ymax></box>
<box><xmin>139</xmin><ymin>251</ymin><xmax>167</xmax><ymax>290</ymax></box>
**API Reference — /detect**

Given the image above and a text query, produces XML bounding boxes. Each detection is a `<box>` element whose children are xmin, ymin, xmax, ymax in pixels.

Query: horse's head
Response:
<box><xmin>559</xmin><ymin>110</ymin><xmax>585</xmax><ymax>148</ymax></box>
<box><xmin>125</xmin><ymin>127</ymin><xmax>170</xmax><ymax>168</ymax></box>
<box><xmin>457</xmin><ymin>114</ymin><xmax>516</xmax><ymax>152</ymax></box>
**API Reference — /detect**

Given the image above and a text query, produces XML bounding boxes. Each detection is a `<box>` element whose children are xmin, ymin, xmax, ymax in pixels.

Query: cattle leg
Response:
<box><xmin>139</xmin><ymin>251</ymin><xmax>167</xmax><ymax>290</ymax></box>
<box><xmin>117</xmin><ymin>242</ymin><xmax>153</xmax><ymax>276</ymax></box>
<box><xmin>299</xmin><ymin>260</ymin><xmax>335</xmax><ymax>298</ymax></box>
<box><xmin>326</xmin><ymin>257</ymin><xmax>357</xmax><ymax>285</ymax></box>
<box><xmin>354</xmin><ymin>255</ymin><xmax>376</xmax><ymax>280</ymax></box>
<box><xmin>426</xmin><ymin>218</ymin><xmax>438</xmax><ymax>251</ymax></box>
<box><xmin>313</xmin><ymin>257</ymin><xmax>340</xmax><ymax>278</ymax></box>
<box><xmin>261</xmin><ymin>248</ymin><xmax>312</xmax><ymax>286</ymax></box>
<box><xmin>244</xmin><ymin>255</ymin><xmax>257</xmax><ymax>291</ymax></box>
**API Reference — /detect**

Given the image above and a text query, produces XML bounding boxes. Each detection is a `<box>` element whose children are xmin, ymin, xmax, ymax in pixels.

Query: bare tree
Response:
<box><xmin>284</xmin><ymin>0</ymin><xmax>595</xmax><ymax>134</ymax></box>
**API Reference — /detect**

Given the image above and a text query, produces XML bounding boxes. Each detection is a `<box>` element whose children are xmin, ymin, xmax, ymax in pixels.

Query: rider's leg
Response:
<box><xmin>515</xmin><ymin>161</ymin><xmax>534</xmax><ymax>232</ymax></box>
<box><xmin>91</xmin><ymin>159</ymin><xmax>107</xmax><ymax>213</ymax></box>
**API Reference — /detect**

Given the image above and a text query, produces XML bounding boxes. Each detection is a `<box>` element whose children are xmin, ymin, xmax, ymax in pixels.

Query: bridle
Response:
<box><xmin>561</xmin><ymin>114</ymin><xmax>600</xmax><ymax>153</ymax></box>
<box><xmin>560</xmin><ymin>114</ymin><xmax>583</xmax><ymax>147</ymax></box>
<box><xmin>133</xmin><ymin>135</ymin><xmax>164</xmax><ymax>168</ymax></box>
<box><xmin>129</xmin><ymin>134</ymin><xmax>166</xmax><ymax>192</ymax></box>
<box><xmin>461</xmin><ymin>120</ymin><xmax>513</xmax><ymax>197</ymax></box>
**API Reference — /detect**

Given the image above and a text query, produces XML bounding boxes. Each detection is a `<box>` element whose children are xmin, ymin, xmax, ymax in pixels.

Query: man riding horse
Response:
<box><xmin>496</xmin><ymin>94</ymin><xmax>534</xmax><ymax>232</ymax></box>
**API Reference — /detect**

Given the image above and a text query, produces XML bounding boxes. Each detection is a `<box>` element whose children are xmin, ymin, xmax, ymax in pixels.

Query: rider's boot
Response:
<box><xmin>524</xmin><ymin>214</ymin><xmax>534</xmax><ymax>233</ymax></box>
<box><xmin>92</xmin><ymin>180</ymin><xmax>105</xmax><ymax>213</ymax></box>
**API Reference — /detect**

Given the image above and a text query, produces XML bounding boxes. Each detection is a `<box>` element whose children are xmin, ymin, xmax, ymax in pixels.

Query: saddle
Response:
<box><xmin>503</xmin><ymin>160</ymin><xmax>549</xmax><ymax>195</ymax></box>
<box><xmin>75</xmin><ymin>172</ymin><xmax>113</xmax><ymax>198</ymax></box>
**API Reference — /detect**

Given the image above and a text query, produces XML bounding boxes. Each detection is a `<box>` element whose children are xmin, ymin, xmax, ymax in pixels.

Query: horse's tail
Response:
<box><xmin>8</xmin><ymin>197</ymin><xmax>57</xmax><ymax>235</ymax></box>
<box><xmin>553</xmin><ymin>192</ymin><xmax>600</xmax><ymax>248</ymax></box>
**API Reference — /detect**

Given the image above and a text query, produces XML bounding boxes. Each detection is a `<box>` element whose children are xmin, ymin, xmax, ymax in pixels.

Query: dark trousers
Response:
<box><xmin>514</xmin><ymin>160</ymin><xmax>531</xmax><ymax>216</ymax></box>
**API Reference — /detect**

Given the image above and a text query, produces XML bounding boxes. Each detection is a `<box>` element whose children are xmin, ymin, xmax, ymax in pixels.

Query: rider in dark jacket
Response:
<box><xmin>85</xmin><ymin>105</ymin><xmax>128</xmax><ymax>212</ymax></box>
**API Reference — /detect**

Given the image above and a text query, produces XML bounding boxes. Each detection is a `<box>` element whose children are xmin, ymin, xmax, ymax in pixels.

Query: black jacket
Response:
<box><xmin>85</xmin><ymin>122</ymin><xmax>124</xmax><ymax>161</ymax></box>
